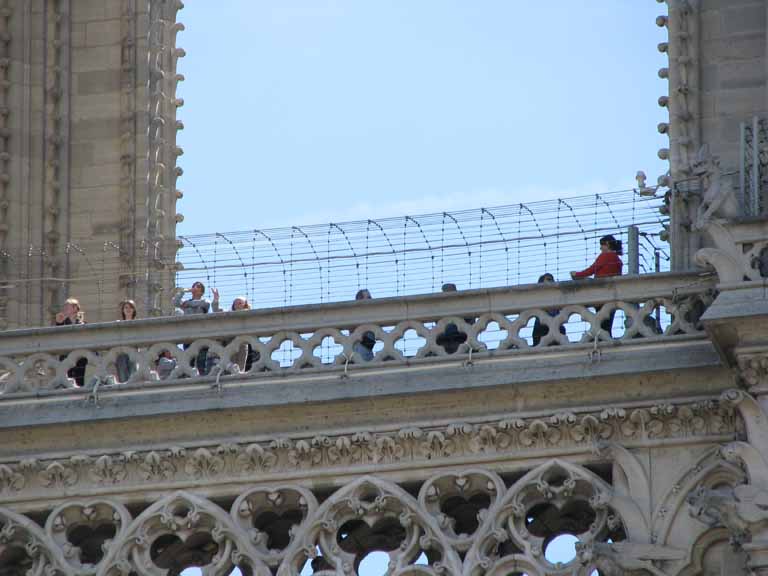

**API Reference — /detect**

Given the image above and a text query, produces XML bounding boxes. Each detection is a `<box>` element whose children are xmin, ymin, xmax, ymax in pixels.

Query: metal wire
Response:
<box><xmin>0</xmin><ymin>187</ymin><xmax>670</xmax><ymax>321</ymax></box>
<box><xmin>175</xmin><ymin>187</ymin><xmax>669</xmax><ymax>310</ymax></box>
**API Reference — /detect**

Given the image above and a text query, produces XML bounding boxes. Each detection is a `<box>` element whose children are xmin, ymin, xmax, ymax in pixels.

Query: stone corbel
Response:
<box><xmin>701</xmin><ymin>292</ymin><xmax>768</xmax><ymax>370</ymax></box>
<box><xmin>695</xmin><ymin>221</ymin><xmax>768</xmax><ymax>284</ymax></box>
<box><xmin>721</xmin><ymin>442</ymin><xmax>768</xmax><ymax>490</ymax></box>
<box><xmin>738</xmin><ymin>351</ymin><xmax>768</xmax><ymax>396</ymax></box>
<box><xmin>720</xmin><ymin>390</ymin><xmax>768</xmax><ymax>465</ymax></box>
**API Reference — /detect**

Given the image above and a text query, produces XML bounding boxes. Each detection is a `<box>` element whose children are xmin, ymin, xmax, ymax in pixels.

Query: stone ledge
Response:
<box><xmin>0</xmin><ymin>338</ymin><xmax>724</xmax><ymax>430</ymax></box>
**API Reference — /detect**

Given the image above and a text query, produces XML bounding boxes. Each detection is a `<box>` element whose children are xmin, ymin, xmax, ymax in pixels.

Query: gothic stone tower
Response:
<box><xmin>661</xmin><ymin>0</ymin><xmax>768</xmax><ymax>270</ymax></box>
<box><xmin>0</xmin><ymin>0</ymin><xmax>183</xmax><ymax>328</ymax></box>
<box><xmin>3</xmin><ymin>2</ymin><xmax>768</xmax><ymax>576</ymax></box>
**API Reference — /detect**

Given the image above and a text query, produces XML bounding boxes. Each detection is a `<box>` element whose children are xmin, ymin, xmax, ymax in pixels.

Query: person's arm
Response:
<box><xmin>172</xmin><ymin>290</ymin><xmax>185</xmax><ymax>308</ymax></box>
<box><xmin>572</xmin><ymin>255</ymin><xmax>602</xmax><ymax>279</ymax></box>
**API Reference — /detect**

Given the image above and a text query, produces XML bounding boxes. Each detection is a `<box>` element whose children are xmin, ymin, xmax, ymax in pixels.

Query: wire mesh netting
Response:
<box><xmin>176</xmin><ymin>188</ymin><xmax>669</xmax><ymax>310</ymax></box>
<box><xmin>0</xmin><ymin>187</ymin><xmax>669</xmax><ymax>328</ymax></box>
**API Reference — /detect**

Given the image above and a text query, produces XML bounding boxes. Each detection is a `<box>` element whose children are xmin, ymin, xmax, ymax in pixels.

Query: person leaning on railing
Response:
<box><xmin>436</xmin><ymin>283</ymin><xmax>469</xmax><ymax>354</ymax></box>
<box><xmin>352</xmin><ymin>289</ymin><xmax>377</xmax><ymax>361</ymax></box>
<box><xmin>172</xmin><ymin>281</ymin><xmax>212</xmax><ymax>375</ymax></box>
<box><xmin>532</xmin><ymin>273</ymin><xmax>567</xmax><ymax>346</ymax></box>
<box><xmin>54</xmin><ymin>298</ymin><xmax>88</xmax><ymax>386</ymax></box>
<box><xmin>212</xmin><ymin>294</ymin><xmax>256</xmax><ymax>372</ymax></box>
<box><xmin>115</xmin><ymin>299</ymin><xmax>138</xmax><ymax>382</ymax></box>
<box><xmin>569</xmin><ymin>235</ymin><xmax>623</xmax><ymax>336</ymax></box>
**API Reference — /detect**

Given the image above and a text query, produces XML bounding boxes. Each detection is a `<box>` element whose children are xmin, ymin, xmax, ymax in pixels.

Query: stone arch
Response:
<box><xmin>463</xmin><ymin>459</ymin><xmax>627</xmax><ymax>576</ymax></box>
<box><xmin>230</xmin><ymin>484</ymin><xmax>318</xmax><ymax>570</ymax></box>
<box><xmin>0</xmin><ymin>506</ymin><xmax>68</xmax><ymax>576</ymax></box>
<box><xmin>44</xmin><ymin>498</ymin><xmax>132</xmax><ymax>574</ymax></box>
<box><xmin>277</xmin><ymin>475</ymin><xmax>463</xmax><ymax>576</ymax></box>
<box><xmin>96</xmin><ymin>490</ymin><xmax>272</xmax><ymax>576</ymax></box>
<box><xmin>675</xmin><ymin>527</ymin><xmax>747</xmax><ymax>576</ymax></box>
<box><xmin>654</xmin><ymin>446</ymin><xmax>746</xmax><ymax>547</ymax></box>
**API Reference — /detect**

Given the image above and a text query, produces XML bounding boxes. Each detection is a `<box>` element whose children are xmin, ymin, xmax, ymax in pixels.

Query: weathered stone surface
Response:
<box><xmin>0</xmin><ymin>2</ymin><xmax>766</xmax><ymax>575</ymax></box>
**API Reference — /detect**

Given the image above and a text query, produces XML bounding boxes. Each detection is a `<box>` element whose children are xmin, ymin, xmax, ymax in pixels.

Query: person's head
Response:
<box><xmin>599</xmin><ymin>235</ymin><xmax>622</xmax><ymax>254</ymax></box>
<box><xmin>355</xmin><ymin>289</ymin><xmax>371</xmax><ymax>301</ymax></box>
<box><xmin>231</xmin><ymin>296</ymin><xmax>250</xmax><ymax>311</ymax></box>
<box><xmin>191</xmin><ymin>281</ymin><xmax>205</xmax><ymax>299</ymax></box>
<box><xmin>441</xmin><ymin>283</ymin><xmax>457</xmax><ymax>293</ymax></box>
<box><xmin>538</xmin><ymin>273</ymin><xmax>555</xmax><ymax>284</ymax></box>
<box><xmin>63</xmin><ymin>298</ymin><xmax>82</xmax><ymax>320</ymax></box>
<box><xmin>120</xmin><ymin>299</ymin><xmax>137</xmax><ymax>320</ymax></box>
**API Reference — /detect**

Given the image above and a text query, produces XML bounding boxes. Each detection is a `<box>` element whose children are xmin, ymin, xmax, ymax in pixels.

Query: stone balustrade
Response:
<box><xmin>0</xmin><ymin>271</ymin><xmax>716</xmax><ymax>397</ymax></box>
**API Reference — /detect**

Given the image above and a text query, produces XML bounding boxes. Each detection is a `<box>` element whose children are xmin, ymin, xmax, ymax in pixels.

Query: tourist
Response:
<box><xmin>116</xmin><ymin>299</ymin><xmax>138</xmax><ymax>382</ymax></box>
<box><xmin>120</xmin><ymin>299</ymin><xmax>137</xmax><ymax>321</ymax></box>
<box><xmin>172</xmin><ymin>281</ymin><xmax>212</xmax><ymax>374</ymax></box>
<box><xmin>213</xmin><ymin>294</ymin><xmax>256</xmax><ymax>372</ymax></box>
<box><xmin>156</xmin><ymin>350</ymin><xmax>177</xmax><ymax>380</ymax></box>
<box><xmin>436</xmin><ymin>283</ymin><xmax>468</xmax><ymax>354</ymax></box>
<box><xmin>570</xmin><ymin>235</ymin><xmax>623</xmax><ymax>335</ymax></box>
<box><xmin>172</xmin><ymin>281</ymin><xmax>212</xmax><ymax>315</ymax></box>
<box><xmin>54</xmin><ymin>298</ymin><xmax>88</xmax><ymax>386</ymax></box>
<box><xmin>570</xmin><ymin>235</ymin><xmax>623</xmax><ymax>280</ymax></box>
<box><xmin>532</xmin><ymin>273</ymin><xmax>566</xmax><ymax>346</ymax></box>
<box><xmin>353</xmin><ymin>289</ymin><xmax>376</xmax><ymax>361</ymax></box>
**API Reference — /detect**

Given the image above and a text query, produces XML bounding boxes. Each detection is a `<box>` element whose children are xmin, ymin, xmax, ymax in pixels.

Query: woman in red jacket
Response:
<box><xmin>570</xmin><ymin>235</ymin><xmax>623</xmax><ymax>336</ymax></box>
<box><xmin>570</xmin><ymin>235</ymin><xmax>623</xmax><ymax>279</ymax></box>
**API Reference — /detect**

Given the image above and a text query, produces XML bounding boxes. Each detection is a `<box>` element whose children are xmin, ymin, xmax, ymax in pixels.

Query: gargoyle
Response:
<box><xmin>686</xmin><ymin>484</ymin><xmax>768</xmax><ymax>545</ymax></box>
<box><xmin>691</xmin><ymin>145</ymin><xmax>740</xmax><ymax>231</ymax></box>
<box><xmin>576</xmin><ymin>541</ymin><xmax>684</xmax><ymax>576</ymax></box>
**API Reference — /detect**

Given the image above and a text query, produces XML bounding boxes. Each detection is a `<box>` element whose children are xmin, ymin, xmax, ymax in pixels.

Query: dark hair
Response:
<box><xmin>599</xmin><ymin>235</ymin><xmax>623</xmax><ymax>255</ymax></box>
<box><xmin>231</xmin><ymin>296</ymin><xmax>251</xmax><ymax>311</ymax></box>
<box><xmin>441</xmin><ymin>283</ymin><xmax>457</xmax><ymax>293</ymax></box>
<box><xmin>120</xmin><ymin>299</ymin><xmax>137</xmax><ymax>320</ymax></box>
<box><xmin>192</xmin><ymin>281</ymin><xmax>205</xmax><ymax>292</ymax></box>
<box><xmin>355</xmin><ymin>289</ymin><xmax>371</xmax><ymax>300</ymax></box>
<box><xmin>538</xmin><ymin>273</ymin><xmax>555</xmax><ymax>283</ymax></box>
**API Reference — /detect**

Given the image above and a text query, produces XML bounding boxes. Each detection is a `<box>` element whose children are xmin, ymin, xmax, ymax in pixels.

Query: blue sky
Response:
<box><xmin>173</xmin><ymin>3</ymin><xmax>664</xmax><ymax>574</ymax></box>
<box><xmin>176</xmin><ymin>1</ymin><xmax>669</xmax><ymax>234</ymax></box>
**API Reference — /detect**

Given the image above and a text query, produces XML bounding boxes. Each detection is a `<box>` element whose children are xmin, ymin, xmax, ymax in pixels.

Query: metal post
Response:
<box><xmin>655</xmin><ymin>249</ymin><xmax>662</xmax><ymax>334</ymax></box>
<box><xmin>740</xmin><ymin>121</ymin><xmax>747</xmax><ymax>215</ymax></box>
<box><xmin>753</xmin><ymin>116</ymin><xmax>760</xmax><ymax>216</ymax></box>
<box><xmin>627</xmin><ymin>225</ymin><xmax>640</xmax><ymax>275</ymax></box>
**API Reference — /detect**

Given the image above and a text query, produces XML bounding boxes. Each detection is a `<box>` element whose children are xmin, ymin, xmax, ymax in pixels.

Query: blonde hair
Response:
<box><xmin>65</xmin><ymin>298</ymin><xmax>84</xmax><ymax>322</ymax></box>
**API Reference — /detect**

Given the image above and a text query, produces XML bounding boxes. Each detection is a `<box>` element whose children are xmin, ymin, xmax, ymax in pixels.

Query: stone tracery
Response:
<box><xmin>5</xmin><ymin>457</ymin><xmax>749</xmax><ymax>576</ymax></box>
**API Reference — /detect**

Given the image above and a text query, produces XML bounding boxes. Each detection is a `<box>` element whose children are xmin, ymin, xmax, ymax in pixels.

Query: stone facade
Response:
<box><xmin>2</xmin><ymin>1</ymin><xmax>768</xmax><ymax>576</ymax></box>
<box><xmin>0</xmin><ymin>0</ymin><xmax>183</xmax><ymax>328</ymax></box>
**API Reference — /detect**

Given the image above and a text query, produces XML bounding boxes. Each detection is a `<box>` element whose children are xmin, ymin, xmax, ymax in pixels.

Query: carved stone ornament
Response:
<box><xmin>691</xmin><ymin>145</ymin><xmax>741</xmax><ymax>231</ymax></box>
<box><xmin>1</xmin><ymin>452</ymin><xmax>765</xmax><ymax>575</ymax></box>
<box><xmin>687</xmin><ymin>484</ymin><xmax>767</xmax><ymax>546</ymax></box>
<box><xmin>687</xmin><ymin>144</ymin><xmax>768</xmax><ymax>283</ymax></box>
<box><xmin>738</xmin><ymin>352</ymin><xmax>768</xmax><ymax>391</ymax></box>
<box><xmin>576</xmin><ymin>541</ymin><xmax>685</xmax><ymax>576</ymax></box>
<box><xmin>0</xmin><ymin>397</ymin><xmax>743</xmax><ymax>504</ymax></box>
